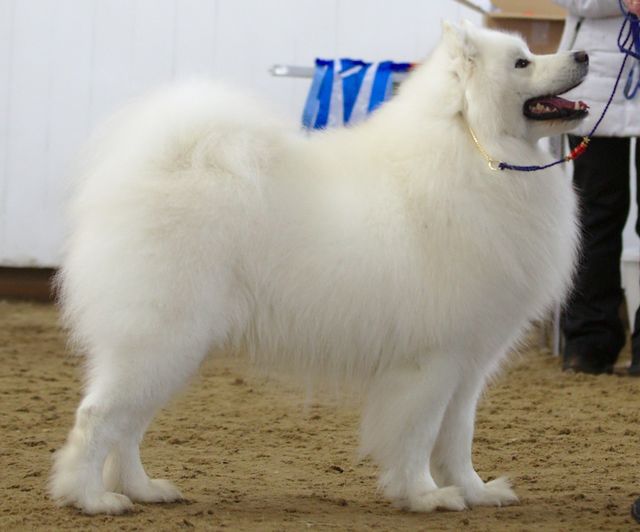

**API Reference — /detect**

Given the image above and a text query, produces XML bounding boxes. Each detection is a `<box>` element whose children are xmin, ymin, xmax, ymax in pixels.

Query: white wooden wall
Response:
<box><xmin>1</xmin><ymin>0</ymin><xmax>478</xmax><ymax>266</ymax></box>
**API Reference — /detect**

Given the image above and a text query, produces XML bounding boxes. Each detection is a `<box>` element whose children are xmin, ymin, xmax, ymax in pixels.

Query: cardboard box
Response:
<box><xmin>455</xmin><ymin>0</ymin><xmax>566</xmax><ymax>54</ymax></box>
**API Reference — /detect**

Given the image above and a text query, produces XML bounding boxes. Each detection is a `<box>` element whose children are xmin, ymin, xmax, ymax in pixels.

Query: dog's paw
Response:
<box><xmin>464</xmin><ymin>476</ymin><xmax>519</xmax><ymax>507</ymax></box>
<box><xmin>396</xmin><ymin>486</ymin><xmax>467</xmax><ymax>512</ymax></box>
<box><xmin>124</xmin><ymin>478</ymin><xmax>183</xmax><ymax>503</ymax></box>
<box><xmin>78</xmin><ymin>492</ymin><xmax>134</xmax><ymax>515</ymax></box>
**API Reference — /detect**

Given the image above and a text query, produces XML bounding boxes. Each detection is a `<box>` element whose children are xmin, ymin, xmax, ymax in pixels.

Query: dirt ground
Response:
<box><xmin>1</xmin><ymin>300</ymin><xmax>639</xmax><ymax>531</ymax></box>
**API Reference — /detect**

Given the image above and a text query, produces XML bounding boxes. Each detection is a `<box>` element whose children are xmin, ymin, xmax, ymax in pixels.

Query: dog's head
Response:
<box><xmin>441</xmin><ymin>21</ymin><xmax>589</xmax><ymax>140</ymax></box>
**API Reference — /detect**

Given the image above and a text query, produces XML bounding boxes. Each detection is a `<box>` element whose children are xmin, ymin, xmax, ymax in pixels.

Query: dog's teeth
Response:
<box><xmin>528</xmin><ymin>100</ymin><xmax>564</xmax><ymax>116</ymax></box>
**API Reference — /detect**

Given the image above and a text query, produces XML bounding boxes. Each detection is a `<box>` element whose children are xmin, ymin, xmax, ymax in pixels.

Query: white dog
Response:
<box><xmin>51</xmin><ymin>21</ymin><xmax>588</xmax><ymax>514</ymax></box>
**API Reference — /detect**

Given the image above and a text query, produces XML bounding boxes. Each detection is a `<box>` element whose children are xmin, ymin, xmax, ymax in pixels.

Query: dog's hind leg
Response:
<box><xmin>431</xmin><ymin>363</ymin><xmax>519</xmax><ymax>508</ymax></box>
<box><xmin>360</xmin><ymin>357</ymin><xmax>467</xmax><ymax>512</ymax></box>
<box><xmin>102</xmin><ymin>407</ymin><xmax>182</xmax><ymax>504</ymax></box>
<box><xmin>50</xmin><ymin>269</ymin><xmax>245</xmax><ymax>515</ymax></box>
<box><xmin>49</xmin><ymin>381</ymin><xmax>136</xmax><ymax>515</ymax></box>
<box><xmin>50</xmin><ymin>337</ymin><xmax>211</xmax><ymax>514</ymax></box>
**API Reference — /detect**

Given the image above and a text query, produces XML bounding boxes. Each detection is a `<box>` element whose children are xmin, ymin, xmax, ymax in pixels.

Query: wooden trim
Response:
<box><xmin>0</xmin><ymin>267</ymin><xmax>57</xmax><ymax>302</ymax></box>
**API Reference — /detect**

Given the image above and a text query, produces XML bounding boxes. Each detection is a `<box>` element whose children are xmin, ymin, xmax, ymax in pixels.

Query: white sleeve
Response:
<box><xmin>553</xmin><ymin>0</ymin><xmax>623</xmax><ymax>18</ymax></box>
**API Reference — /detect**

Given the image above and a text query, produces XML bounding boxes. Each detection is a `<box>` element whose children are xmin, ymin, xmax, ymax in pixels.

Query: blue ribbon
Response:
<box><xmin>302</xmin><ymin>59</ymin><xmax>335</xmax><ymax>129</ymax></box>
<box><xmin>368</xmin><ymin>61</ymin><xmax>412</xmax><ymax>113</ymax></box>
<box><xmin>340</xmin><ymin>59</ymin><xmax>370</xmax><ymax>123</ymax></box>
<box><xmin>368</xmin><ymin>61</ymin><xmax>393</xmax><ymax>113</ymax></box>
<box><xmin>314</xmin><ymin>60</ymin><xmax>335</xmax><ymax>128</ymax></box>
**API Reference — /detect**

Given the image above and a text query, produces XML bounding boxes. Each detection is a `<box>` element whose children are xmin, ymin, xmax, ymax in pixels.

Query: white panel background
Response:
<box><xmin>17</xmin><ymin>0</ymin><xmax>637</xmax><ymax>269</ymax></box>
<box><xmin>0</xmin><ymin>0</ymin><xmax>484</xmax><ymax>267</ymax></box>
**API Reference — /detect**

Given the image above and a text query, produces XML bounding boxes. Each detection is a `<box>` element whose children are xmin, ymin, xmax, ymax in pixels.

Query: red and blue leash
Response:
<box><xmin>471</xmin><ymin>1</ymin><xmax>639</xmax><ymax>173</ymax></box>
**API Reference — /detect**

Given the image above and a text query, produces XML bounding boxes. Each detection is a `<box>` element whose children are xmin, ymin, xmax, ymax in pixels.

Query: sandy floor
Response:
<box><xmin>1</xmin><ymin>300</ymin><xmax>639</xmax><ymax>531</ymax></box>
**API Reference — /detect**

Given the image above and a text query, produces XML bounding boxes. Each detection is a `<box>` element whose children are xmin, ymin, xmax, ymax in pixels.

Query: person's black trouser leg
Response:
<box><xmin>562</xmin><ymin>135</ymin><xmax>630</xmax><ymax>372</ymax></box>
<box><xmin>629</xmin><ymin>139</ymin><xmax>640</xmax><ymax>373</ymax></box>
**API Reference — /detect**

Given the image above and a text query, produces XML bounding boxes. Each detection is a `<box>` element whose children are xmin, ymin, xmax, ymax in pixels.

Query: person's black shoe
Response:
<box><xmin>629</xmin><ymin>359</ymin><xmax>640</xmax><ymax>377</ymax></box>
<box><xmin>562</xmin><ymin>354</ymin><xmax>613</xmax><ymax>375</ymax></box>
<box><xmin>631</xmin><ymin>496</ymin><xmax>640</xmax><ymax>523</ymax></box>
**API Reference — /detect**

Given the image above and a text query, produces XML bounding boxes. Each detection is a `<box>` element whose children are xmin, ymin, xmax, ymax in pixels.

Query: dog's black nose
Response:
<box><xmin>573</xmin><ymin>51</ymin><xmax>589</xmax><ymax>64</ymax></box>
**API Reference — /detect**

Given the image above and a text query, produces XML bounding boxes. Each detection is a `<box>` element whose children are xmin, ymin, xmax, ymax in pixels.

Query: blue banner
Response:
<box><xmin>302</xmin><ymin>58</ymin><xmax>412</xmax><ymax>129</ymax></box>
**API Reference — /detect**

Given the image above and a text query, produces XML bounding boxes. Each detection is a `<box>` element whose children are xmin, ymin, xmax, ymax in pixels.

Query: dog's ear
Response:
<box><xmin>441</xmin><ymin>20</ymin><xmax>478</xmax><ymax>76</ymax></box>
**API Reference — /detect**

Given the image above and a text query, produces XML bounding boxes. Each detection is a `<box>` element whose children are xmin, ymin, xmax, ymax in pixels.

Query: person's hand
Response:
<box><xmin>624</xmin><ymin>0</ymin><xmax>640</xmax><ymax>16</ymax></box>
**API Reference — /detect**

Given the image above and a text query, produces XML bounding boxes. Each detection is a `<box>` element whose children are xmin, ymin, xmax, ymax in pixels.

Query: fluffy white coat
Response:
<box><xmin>51</xmin><ymin>22</ymin><xmax>585</xmax><ymax>514</ymax></box>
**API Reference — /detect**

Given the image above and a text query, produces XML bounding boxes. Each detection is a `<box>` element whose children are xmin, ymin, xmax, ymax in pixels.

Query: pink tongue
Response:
<box><xmin>541</xmin><ymin>96</ymin><xmax>574</xmax><ymax>109</ymax></box>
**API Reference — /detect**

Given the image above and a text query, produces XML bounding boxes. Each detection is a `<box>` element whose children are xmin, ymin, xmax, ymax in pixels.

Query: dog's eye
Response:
<box><xmin>515</xmin><ymin>58</ymin><xmax>530</xmax><ymax>69</ymax></box>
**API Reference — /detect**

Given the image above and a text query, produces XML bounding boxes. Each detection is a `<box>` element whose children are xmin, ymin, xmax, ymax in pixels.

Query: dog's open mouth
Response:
<box><xmin>523</xmin><ymin>95</ymin><xmax>589</xmax><ymax>121</ymax></box>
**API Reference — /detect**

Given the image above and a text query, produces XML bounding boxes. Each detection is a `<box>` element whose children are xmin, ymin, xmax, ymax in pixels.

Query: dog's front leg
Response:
<box><xmin>360</xmin><ymin>359</ymin><xmax>467</xmax><ymax>512</ymax></box>
<box><xmin>431</xmin><ymin>364</ymin><xmax>518</xmax><ymax>508</ymax></box>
